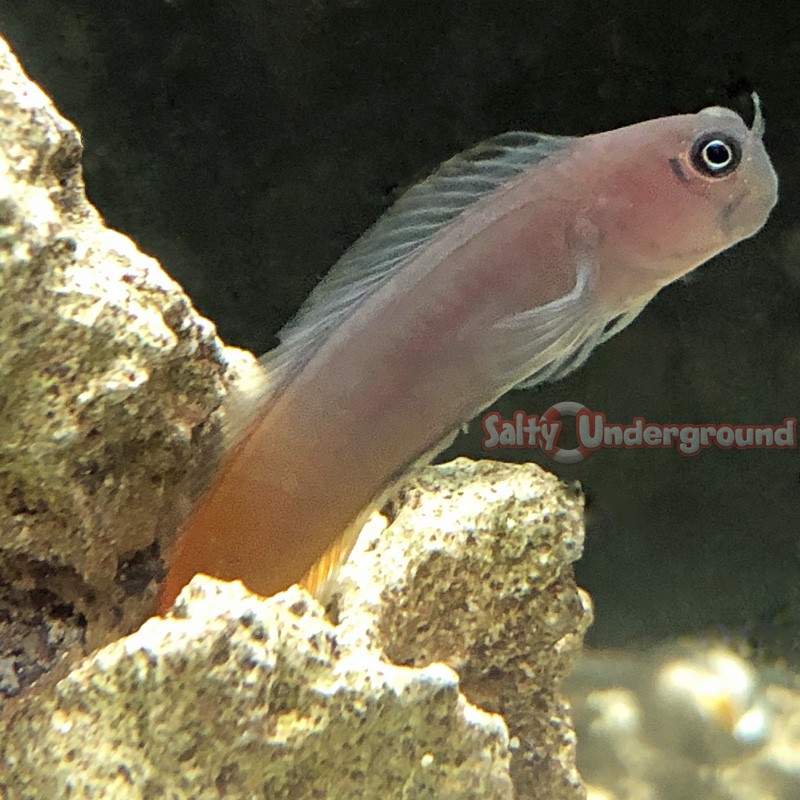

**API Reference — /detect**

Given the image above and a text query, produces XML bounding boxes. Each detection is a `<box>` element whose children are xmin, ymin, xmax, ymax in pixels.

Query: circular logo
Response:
<box><xmin>541</xmin><ymin>401</ymin><xmax>590</xmax><ymax>464</ymax></box>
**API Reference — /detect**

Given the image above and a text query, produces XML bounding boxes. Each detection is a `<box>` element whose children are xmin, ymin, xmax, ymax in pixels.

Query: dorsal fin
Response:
<box><xmin>259</xmin><ymin>131</ymin><xmax>576</xmax><ymax>391</ymax></box>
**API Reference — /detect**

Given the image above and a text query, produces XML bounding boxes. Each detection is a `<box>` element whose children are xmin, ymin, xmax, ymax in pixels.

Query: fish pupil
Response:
<box><xmin>690</xmin><ymin>133</ymin><xmax>740</xmax><ymax>177</ymax></box>
<box><xmin>703</xmin><ymin>140</ymin><xmax>732</xmax><ymax>168</ymax></box>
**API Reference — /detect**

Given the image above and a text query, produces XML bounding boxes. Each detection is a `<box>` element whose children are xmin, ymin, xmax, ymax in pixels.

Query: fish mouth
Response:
<box><xmin>720</xmin><ymin>194</ymin><xmax>744</xmax><ymax>227</ymax></box>
<box><xmin>719</xmin><ymin>185</ymin><xmax>776</xmax><ymax>238</ymax></box>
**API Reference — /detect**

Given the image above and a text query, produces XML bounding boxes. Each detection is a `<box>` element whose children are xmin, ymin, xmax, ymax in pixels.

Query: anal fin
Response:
<box><xmin>300</xmin><ymin>426</ymin><xmax>464</xmax><ymax>602</ymax></box>
<box><xmin>300</xmin><ymin>508</ymin><xmax>375</xmax><ymax>602</ymax></box>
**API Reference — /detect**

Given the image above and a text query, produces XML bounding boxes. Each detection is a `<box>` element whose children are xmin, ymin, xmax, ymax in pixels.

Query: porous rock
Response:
<box><xmin>0</xmin><ymin>580</ymin><xmax>512</xmax><ymax>800</ymax></box>
<box><xmin>0</xmin><ymin>34</ymin><xmax>257</xmax><ymax>703</ymax></box>
<box><xmin>336</xmin><ymin>458</ymin><xmax>591</xmax><ymax>799</ymax></box>
<box><xmin>1</xmin><ymin>459</ymin><xmax>590</xmax><ymax>799</ymax></box>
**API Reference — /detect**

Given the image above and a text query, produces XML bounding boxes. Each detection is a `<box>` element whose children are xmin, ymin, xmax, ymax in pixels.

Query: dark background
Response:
<box><xmin>1</xmin><ymin>0</ymin><xmax>798</xmax><ymax>660</ymax></box>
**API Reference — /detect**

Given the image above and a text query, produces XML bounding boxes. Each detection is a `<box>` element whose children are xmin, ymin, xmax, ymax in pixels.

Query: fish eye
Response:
<box><xmin>690</xmin><ymin>133</ymin><xmax>741</xmax><ymax>178</ymax></box>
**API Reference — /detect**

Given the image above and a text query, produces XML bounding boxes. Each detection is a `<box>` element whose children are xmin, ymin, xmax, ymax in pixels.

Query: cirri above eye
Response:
<box><xmin>690</xmin><ymin>133</ymin><xmax>741</xmax><ymax>177</ymax></box>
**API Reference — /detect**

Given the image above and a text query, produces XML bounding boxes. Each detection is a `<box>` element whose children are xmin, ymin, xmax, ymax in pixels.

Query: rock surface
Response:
<box><xmin>1</xmin><ymin>581</ymin><xmax>512</xmax><ymax>800</ymax></box>
<box><xmin>336</xmin><ymin>459</ymin><xmax>590</xmax><ymax>798</ymax></box>
<box><xmin>0</xmin><ymin>33</ymin><xmax>258</xmax><ymax>704</ymax></box>
<box><xmin>1</xmin><ymin>459</ymin><xmax>590</xmax><ymax>800</ymax></box>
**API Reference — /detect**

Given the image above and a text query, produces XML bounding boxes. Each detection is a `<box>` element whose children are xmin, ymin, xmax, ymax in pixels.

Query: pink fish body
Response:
<box><xmin>158</xmin><ymin>98</ymin><xmax>778</xmax><ymax>612</ymax></box>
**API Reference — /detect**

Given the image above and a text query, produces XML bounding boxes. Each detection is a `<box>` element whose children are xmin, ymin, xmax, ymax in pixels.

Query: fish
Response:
<box><xmin>157</xmin><ymin>96</ymin><xmax>778</xmax><ymax>613</ymax></box>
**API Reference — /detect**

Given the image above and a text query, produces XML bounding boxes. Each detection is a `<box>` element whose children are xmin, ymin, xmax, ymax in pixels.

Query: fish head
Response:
<box><xmin>672</xmin><ymin>101</ymin><xmax>778</xmax><ymax>242</ymax></box>
<box><xmin>587</xmin><ymin>99</ymin><xmax>778</xmax><ymax>307</ymax></box>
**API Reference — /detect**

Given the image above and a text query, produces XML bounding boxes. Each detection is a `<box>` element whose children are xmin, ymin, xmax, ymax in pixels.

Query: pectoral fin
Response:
<box><xmin>494</xmin><ymin>258</ymin><xmax>605</xmax><ymax>390</ymax></box>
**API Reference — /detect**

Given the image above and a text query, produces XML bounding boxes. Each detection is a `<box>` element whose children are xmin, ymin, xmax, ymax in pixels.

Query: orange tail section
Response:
<box><xmin>156</xmin><ymin>391</ymin><xmax>383</xmax><ymax>614</ymax></box>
